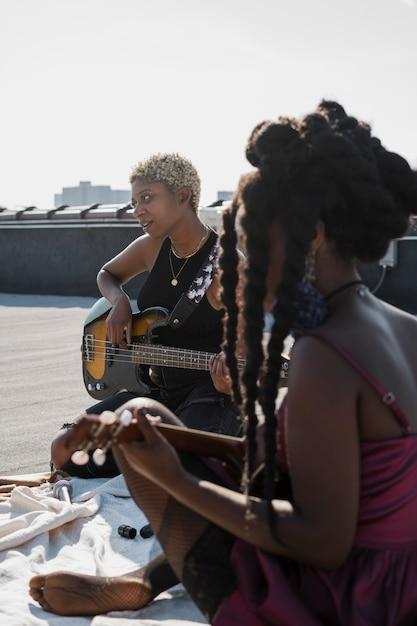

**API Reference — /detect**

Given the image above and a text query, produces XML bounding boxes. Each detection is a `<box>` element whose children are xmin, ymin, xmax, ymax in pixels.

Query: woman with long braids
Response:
<box><xmin>31</xmin><ymin>102</ymin><xmax>417</xmax><ymax>625</ymax></box>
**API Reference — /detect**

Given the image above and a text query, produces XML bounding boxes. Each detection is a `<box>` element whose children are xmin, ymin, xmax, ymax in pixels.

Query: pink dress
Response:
<box><xmin>215</xmin><ymin>336</ymin><xmax>417</xmax><ymax>626</ymax></box>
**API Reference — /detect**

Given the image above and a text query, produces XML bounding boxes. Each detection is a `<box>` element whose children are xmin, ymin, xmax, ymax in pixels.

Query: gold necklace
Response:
<box><xmin>169</xmin><ymin>250</ymin><xmax>191</xmax><ymax>287</ymax></box>
<box><xmin>171</xmin><ymin>224</ymin><xmax>209</xmax><ymax>259</ymax></box>
<box><xmin>168</xmin><ymin>225</ymin><xmax>209</xmax><ymax>287</ymax></box>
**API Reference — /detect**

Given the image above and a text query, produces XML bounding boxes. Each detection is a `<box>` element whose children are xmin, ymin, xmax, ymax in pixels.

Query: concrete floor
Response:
<box><xmin>0</xmin><ymin>293</ymin><xmax>96</xmax><ymax>473</ymax></box>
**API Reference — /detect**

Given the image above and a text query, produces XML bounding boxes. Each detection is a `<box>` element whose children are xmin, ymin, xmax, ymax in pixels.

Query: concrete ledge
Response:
<box><xmin>1</xmin><ymin>203</ymin><xmax>416</xmax><ymax>312</ymax></box>
<box><xmin>0</xmin><ymin>219</ymin><xmax>147</xmax><ymax>297</ymax></box>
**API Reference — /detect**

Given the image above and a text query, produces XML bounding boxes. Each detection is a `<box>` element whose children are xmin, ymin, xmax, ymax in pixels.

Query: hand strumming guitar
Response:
<box><xmin>117</xmin><ymin>407</ymin><xmax>186</xmax><ymax>490</ymax></box>
<box><xmin>105</xmin><ymin>293</ymin><xmax>133</xmax><ymax>347</ymax></box>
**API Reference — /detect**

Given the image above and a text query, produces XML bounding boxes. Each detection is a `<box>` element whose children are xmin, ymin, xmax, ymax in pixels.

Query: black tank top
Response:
<box><xmin>138</xmin><ymin>229</ymin><xmax>223</xmax><ymax>405</ymax></box>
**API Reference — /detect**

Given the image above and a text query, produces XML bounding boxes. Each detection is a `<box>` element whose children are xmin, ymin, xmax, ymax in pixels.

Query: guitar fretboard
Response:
<box><xmin>84</xmin><ymin>335</ymin><xmax>246</xmax><ymax>371</ymax></box>
<box><xmin>131</xmin><ymin>343</ymin><xmax>246</xmax><ymax>371</ymax></box>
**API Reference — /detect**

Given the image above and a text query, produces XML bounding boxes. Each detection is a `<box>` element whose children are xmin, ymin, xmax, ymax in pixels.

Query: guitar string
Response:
<box><xmin>84</xmin><ymin>352</ymin><xmax>245</xmax><ymax>364</ymax></box>
<box><xmin>85</xmin><ymin>337</ymin><xmax>247</xmax><ymax>354</ymax></box>
<box><xmin>83</xmin><ymin>346</ymin><xmax>246</xmax><ymax>368</ymax></box>
<box><xmin>84</xmin><ymin>339</ymin><xmax>247</xmax><ymax>363</ymax></box>
<box><xmin>83</xmin><ymin>348</ymin><xmax>246</xmax><ymax>368</ymax></box>
<box><xmin>84</xmin><ymin>358</ymin><xmax>243</xmax><ymax>369</ymax></box>
<box><xmin>86</xmin><ymin>338</ymin><xmax>215</xmax><ymax>352</ymax></box>
<box><xmin>83</xmin><ymin>359</ymin><xmax>219</xmax><ymax>370</ymax></box>
<box><xmin>85</xmin><ymin>350</ymin><xmax>245</xmax><ymax>366</ymax></box>
<box><xmin>88</xmin><ymin>337</ymin><xmax>222</xmax><ymax>353</ymax></box>
<box><xmin>84</xmin><ymin>350</ymin><xmax>241</xmax><ymax>363</ymax></box>
<box><xmin>87</xmin><ymin>348</ymin><xmax>246</xmax><ymax>365</ymax></box>
<box><xmin>84</xmin><ymin>347</ymin><xmax>227</xmax><ymax>361</ymax></box>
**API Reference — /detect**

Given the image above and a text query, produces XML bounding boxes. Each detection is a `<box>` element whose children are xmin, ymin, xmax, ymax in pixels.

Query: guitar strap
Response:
<box><xmin>168</xmin><ymin>237</ymin><xmax>220</xmax><ymax>329</ymax></box>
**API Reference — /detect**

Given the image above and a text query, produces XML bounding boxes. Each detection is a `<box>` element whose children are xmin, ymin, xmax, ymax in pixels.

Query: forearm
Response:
<box><xmin>166</xmin><ymin>470</ymin><xmax>343</xmax><ymax>567</ymax></box>
<box><xmin>166</xmin><ymin>471</ymin><xmax>289</xmax><ymax>554</ymax></box>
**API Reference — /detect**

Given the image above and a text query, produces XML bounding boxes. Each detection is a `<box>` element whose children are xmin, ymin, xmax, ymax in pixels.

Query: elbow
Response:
<box><xmin>96</xmin><ymin>266</ymin><xmax>108</xmax><ymax>286</ymax></box>
<box><xmin>313</xmin><ymin>548</ymin><xmax>350</xmax><ymax>570</ymax></box>
<box><xmin>97</xmin><ymin>267</ymin><xmax>123</xmax><ymax>290</ymax></box>
<box><xmin>279</xmin><ymin>514</ymin><xmax>355</xmax><ymax>570</ymax></box>
<box><xmin>305</xmin><ymin>530</ymin><xmax>354</xmax><ymax>570</ymax></box>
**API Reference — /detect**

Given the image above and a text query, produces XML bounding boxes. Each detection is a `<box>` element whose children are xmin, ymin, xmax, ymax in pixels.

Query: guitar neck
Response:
<box><xmin>129</xmin><ymin>344</ymin><xmax>289</xmax><ymax>383</ymax></box>
<box><xmin>138</xmin><ymin>422</ymin><xmax>244</xmax><ymax>464</ymax></box>
<box><xmin>131</xmin><ymin>344</ymin><xmax>246</xmax><ymax>371</ymax></box>
<box><xmin>76</xmin><ymin>417</ymin><xmax>245</xmax><ymax>472</ymax></box>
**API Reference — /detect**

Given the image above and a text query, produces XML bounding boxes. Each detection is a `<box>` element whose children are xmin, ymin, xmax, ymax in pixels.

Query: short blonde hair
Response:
<box><xmin>130</xmin><ymin>153</ymin><xmax>201</xmax><ymax>211</ymax></box>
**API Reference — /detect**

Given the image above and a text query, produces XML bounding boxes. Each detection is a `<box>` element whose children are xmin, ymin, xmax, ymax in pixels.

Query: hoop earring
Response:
<box><xmin>293</xmin><ymin>250</ymin><xmax>327</xmax><ymax>331</ymax></box>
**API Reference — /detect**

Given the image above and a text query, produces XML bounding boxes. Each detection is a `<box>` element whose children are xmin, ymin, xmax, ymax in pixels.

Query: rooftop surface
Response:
<box><xmin>0</xmin><ymin>293</ymin><xmax>96</xmax><ymax>474</ymax></box>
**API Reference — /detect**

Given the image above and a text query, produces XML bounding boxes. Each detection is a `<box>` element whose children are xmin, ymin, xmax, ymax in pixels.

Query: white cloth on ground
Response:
<box><xmin>0</xmin><ymin>474</ymin><xmax>206</xmax><ymax>626</ymax></box>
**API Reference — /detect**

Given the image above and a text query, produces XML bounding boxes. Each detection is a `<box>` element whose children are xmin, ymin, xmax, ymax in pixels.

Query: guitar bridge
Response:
<box><xmin>84</xmin><ymin>334</ymin><xmax>94</xmax><ymax>361</ymax></box>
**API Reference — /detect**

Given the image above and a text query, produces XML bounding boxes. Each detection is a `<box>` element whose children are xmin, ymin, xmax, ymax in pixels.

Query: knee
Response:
<box><xmin>116</xmin><ymin>397</ymin><xmax>184</xmax><ymax>427</ymax></box>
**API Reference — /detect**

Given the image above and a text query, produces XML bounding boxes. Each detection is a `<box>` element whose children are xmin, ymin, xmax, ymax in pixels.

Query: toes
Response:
<box><xmin>29</xmin><ymin>588</ymin><xmax>43</xmax><ymax>601</ymax></box>
<box><xmin>29</xmin><ymin>574</ymin><xmax>45</xmax><ymax>590</ymax></box>
<box><xmin>28</xmin><ymin>586</ymin><xmax>53</xmax><ymax>613</ymax></box>
<box><xmin>37</xmin><ymin>596</ymin><xmax>53</xmax><ymax>612</ymax></box>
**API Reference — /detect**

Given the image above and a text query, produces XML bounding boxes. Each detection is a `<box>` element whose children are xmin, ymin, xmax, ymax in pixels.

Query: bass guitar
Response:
<box><xmin>82</xmin><ymin>298</ymin><xmax>289</xmax><ymax>400</ymax></box>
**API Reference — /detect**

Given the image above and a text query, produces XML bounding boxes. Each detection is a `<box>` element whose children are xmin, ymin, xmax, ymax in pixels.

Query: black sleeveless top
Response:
<box><xmin>138</xmin><ymin>229</ymin><xmax>223</xmax><ymax>405</ymax></box>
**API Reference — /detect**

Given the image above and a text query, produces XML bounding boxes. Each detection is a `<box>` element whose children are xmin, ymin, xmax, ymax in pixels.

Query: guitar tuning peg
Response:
<box><xmin>99</xmin><ymin>410</ymin><xmax>117</xmax><ymax>425</ymax></box>
<box><xmin>96</xmin><ymin>439</ymin><xmax>113</xmax><ymax>458</ymax></box>
<box><xmin>120</xmin><ymin>409</ymin><xmax>133</xmax><ymax>426</ymax></box>
<box><xmin>111</xmin><ymin>417</ymin><xmax>132</xmax><ymax>442</ymax></box>
<box><xmin>92</xmin><ymin>448</ymin><xmax>107</xmax><ymax>466</ymax></box>
<box><xmin>70</xmin><ymin>434</ymin><xmax>97</xmax><ymax>465</ymax></box>
<box><xmin>71</xmin><ymin>449</ymin><xmax>90</xmax><ymax>466</ymax></box>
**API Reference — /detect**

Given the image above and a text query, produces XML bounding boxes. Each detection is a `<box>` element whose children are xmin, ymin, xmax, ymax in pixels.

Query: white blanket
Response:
<box><xmin>0</xmin><ymin>475</ymin><xmax>206</xmax><ymax>626</ymax></box>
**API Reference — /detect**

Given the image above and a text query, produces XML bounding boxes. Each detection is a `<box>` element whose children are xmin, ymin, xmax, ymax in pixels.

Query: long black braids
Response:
<box><xmin>259</xmin><ymin>202</ymin><xmax>320</xmax><ymax>531</ymax></box>
<box><xmin>219</xmin><ymin>196</ymin><xmax>242</xmax><ymax>407</ymax></box>
<box><xmin>239</xmin><ymin>180</ymin><xmax>271</xmax><ymax>495</ymax></box>
<box><xmin>219</xmin><ymin>181</ymin><xmax>271</xmax><ymax>495</ymax></box>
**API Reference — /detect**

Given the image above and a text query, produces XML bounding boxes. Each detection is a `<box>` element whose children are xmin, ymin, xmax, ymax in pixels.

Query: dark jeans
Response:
<box><xmin>59</xmin><ymin>381</ymin><xmax>242</xmax><ymax>478</ymax></box>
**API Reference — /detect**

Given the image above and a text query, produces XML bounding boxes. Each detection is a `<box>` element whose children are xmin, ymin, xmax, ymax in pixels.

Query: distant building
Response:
<box><xmin>54</xmin><ymin>181</ymin><xmax>130</xmax><ymax>207</ymax></box>
<box><xmin>216</xmin><ymin>191</ymin><xmax>233</xmax><ymax>202</ymax></box>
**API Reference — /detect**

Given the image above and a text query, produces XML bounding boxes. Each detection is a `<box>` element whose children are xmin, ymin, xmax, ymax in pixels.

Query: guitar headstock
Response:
<box><xmin>67</xmin><ymin>397</ymin><xmax>245</xmax><ymax>473</ymax></box>
<box><xmin>68</xmin><ymin>397</ymin><xmax>180</xmax><ymax>468</ymax></box>
<box><xmin>69</xmin><ymin>409</ymin><xmax>135</xmax><ymax>467</ymax></box>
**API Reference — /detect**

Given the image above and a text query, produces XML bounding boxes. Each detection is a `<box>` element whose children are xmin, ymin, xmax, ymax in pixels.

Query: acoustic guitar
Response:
<box><xmin>66</xmin><ymin>401</ymin><xmax>246</xmax><ymax>481</ymax></box>
<box><xmin>66</xmin><ymin>400</ymin><xmax>291</xmax><ymax>497</ymax></box>
<box><xmin>82</xmin><ymin>298</ymin><xmax>290</xmax><ymax>400</ymax></box>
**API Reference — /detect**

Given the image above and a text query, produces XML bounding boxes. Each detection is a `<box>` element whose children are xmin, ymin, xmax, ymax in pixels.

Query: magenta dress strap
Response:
<box><xmin>301</xmin><ymin>333</ymin><xmax>412</xmax><ymax>436</ymax></box>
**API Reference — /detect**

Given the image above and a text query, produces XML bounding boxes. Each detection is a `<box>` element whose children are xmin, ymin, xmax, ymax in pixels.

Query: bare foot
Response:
<box><xmin>29</xmin><ymin>571</ymin><xmax>153</xmax><ymax>616</ymax></box>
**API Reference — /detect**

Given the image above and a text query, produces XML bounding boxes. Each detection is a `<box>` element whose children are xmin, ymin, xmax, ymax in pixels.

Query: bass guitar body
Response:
<box><xmin>82</xmin><ymin>298</ymin><xmax>169</xmax><ymax>400</ymax></box>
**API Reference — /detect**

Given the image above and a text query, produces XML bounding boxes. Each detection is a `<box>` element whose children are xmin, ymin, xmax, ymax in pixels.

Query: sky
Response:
<box><xmin>1</xmin><ymin>0</ymin><xmax>416</xmax><ymax>209</ymax></box>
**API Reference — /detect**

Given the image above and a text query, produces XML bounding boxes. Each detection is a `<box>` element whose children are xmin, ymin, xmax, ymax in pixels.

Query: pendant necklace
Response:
<box><xmin>169</xmin><ymin>251</ymin><xmax>190</xmax><ymax>287</ymax></box>
<box><xmin>169</xmin><ymin>225</ymin><xmax>209</xmax><ymax>287</ymax></box>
